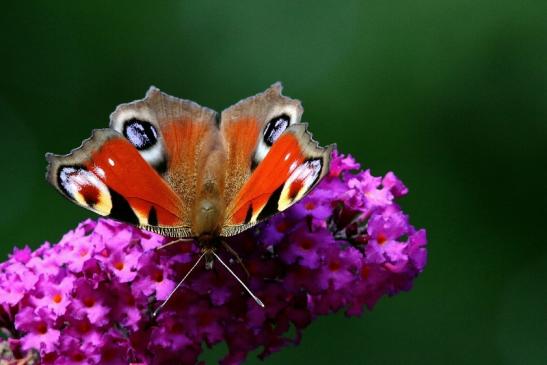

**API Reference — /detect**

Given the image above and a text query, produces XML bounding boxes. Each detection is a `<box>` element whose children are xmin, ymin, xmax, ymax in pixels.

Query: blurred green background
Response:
<box><xmin>1</xmin><ymin>1</ymin><xmax>546</xmax><ymax>364</ymax></box>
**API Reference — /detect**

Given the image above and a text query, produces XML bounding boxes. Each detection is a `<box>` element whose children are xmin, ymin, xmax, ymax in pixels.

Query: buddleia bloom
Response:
<box><xmin>0</xmin><ymin>151</ymin><xmax>427</xmax><ymax>365</ymax></box>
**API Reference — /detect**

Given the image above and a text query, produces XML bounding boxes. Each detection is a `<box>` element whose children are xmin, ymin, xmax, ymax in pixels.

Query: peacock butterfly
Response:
<box><xmin>45</xmin><ymin>83</ymin><xmax>333</xmax><ymax>308</ymax></box>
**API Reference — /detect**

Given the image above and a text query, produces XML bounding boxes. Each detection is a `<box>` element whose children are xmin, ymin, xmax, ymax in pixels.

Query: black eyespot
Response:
<box><xmin>263</xmin><ymin>114</ymin><xmax>290</xmax><ymax>146</ymax></box>
<box><xmin>123</xmin><ymin>119</ymin><xmax>158</xmax><ymax>150</ymax></box>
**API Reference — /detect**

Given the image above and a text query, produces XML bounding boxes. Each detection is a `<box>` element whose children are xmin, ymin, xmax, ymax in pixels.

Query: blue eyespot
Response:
<box><xmin>123</xmin><ymin>119</ymin><xmax>158</xmax><ymax>150</ymax></box>
<box><xmin>263</xmin><ymin>114</ymin><xmax>290</xmax><ymax>146</ymax></box>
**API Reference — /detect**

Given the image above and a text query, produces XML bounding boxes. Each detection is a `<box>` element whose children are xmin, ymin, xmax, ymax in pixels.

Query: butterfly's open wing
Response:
<box><xmin>46</xmin><ymin>87</ymin><xmax>219</xmax><ymax>237</ymax></box>
<box><xmin>219</xmin><ymin>83</ymin><xmax>302</xmax><ymax>206</ymax></box>
<box><xmin>46</xmin><ymin>129</ymin><xmax>191</xmax><ymax>235</ymax></box>
<box><xmin>219</xmin><ymin>83</ymin><xmax>333</xmax><ymax>236</ymax></box>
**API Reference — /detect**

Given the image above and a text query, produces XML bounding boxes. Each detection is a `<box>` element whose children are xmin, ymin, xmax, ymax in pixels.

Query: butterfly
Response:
<box><xmin>45</xmin><ymin>83</ymin><xmax>332</xmax><ymax>308</ymax></box>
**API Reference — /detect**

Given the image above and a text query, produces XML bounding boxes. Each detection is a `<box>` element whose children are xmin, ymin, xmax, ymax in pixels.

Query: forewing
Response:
<box><xmin>46</xmin><ymin>129</ymin><xmax>192</xmax><ymax>236</ymax></box>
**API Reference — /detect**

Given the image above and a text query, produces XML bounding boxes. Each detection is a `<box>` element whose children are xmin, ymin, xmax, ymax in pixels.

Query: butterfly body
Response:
<box><xmin>46</xmin><ymin>83</ymin><xmax>333</xmax><ymax>244</ymax></box>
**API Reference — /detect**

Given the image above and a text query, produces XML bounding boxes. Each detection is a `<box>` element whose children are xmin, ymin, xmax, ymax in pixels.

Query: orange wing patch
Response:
<box><xmin>86</xmin><ymin>137</ymin><xmax>184</xmax><ymax>226</ymax></box>
<box><xmin>221</xmin><ymin>117</ymin><xmax>261</xmax><ymax>206</ymax></box>
<box><xmin>226</xmin><ymin>133</ymin><xmax>305</xmax><ymax>225</ymax></box>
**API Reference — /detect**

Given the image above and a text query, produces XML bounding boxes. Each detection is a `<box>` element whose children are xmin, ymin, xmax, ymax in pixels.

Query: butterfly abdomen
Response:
<box><xmin>192</xmin><ymin>149</ymin><xmax>226</xmax><ymax>236</ymax></box>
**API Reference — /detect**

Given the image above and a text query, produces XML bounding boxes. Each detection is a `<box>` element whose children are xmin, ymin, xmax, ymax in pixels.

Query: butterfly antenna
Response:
<box><xmin>155</xmin><ymin>238</ymin><xmax>194</xmax><ymax>251</ymax></box>
<box><xmin>152</xmin><ymin>251</ymin><xmax>206</xmax><ymax>317</ymax></box>
<box><xmin>212</xmin><ymin>251</ymin><xmax>265</xmax><ymax>308</ymax></box>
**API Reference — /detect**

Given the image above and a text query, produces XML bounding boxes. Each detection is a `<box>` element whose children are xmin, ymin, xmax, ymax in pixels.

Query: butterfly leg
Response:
<box><xmin>155</xmin><ymin>238</ymin><xmax>194</xmax><ymax>251</ymax></box>
<box><xmin>221</xmin><ymin>241</ymin><xmax>250</xmax><ymax>278</ymax></box>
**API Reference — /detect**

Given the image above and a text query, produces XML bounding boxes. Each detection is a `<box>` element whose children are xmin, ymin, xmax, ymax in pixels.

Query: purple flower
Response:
<box><xmin>132</xmin><ymin>252</ymin><xmax>176</xmax><ymax>301</ymax></box>
<box><xmin>71</xmin><ymin>279</ymin><xmax>111</xmax><ymax>326</ymax></box>
<box><xmin>365</xmin><ymin>208</ymin><xmax>410</xmax><ymax>264</ymax></box>
<box><xmin>15</xmin><ymin>307</ymin><xmax>60</xmax><ymax>353</ymax></box>
<box><xmin>287</xmin><ymin>189</ymin><xmax>333</xmax><ymax>221</ymax></box>
<box><xmin>0</xmin><ymin>150</ymin><xmax>427</xmax><ymax>365</ymax></box>
<box><xmin>317</xmin><ymin>246</ymin><xmax>361</xmax><ymax>290</ymax></box>
<box><xmin>279</xmin><ymin>224</ymin><xmax>334</xmax><ymax>269</ymax></box>
<box><xmin>31</xmin><ymin>275</ymin><xmax>74</xmax><ymax>317</ymax></box>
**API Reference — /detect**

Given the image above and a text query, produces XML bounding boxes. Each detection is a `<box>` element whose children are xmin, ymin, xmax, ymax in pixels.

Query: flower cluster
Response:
<box><xmin>0</xmin><ymin>151</ymin><xmax>427</xmax><ymax>364</ymax></box>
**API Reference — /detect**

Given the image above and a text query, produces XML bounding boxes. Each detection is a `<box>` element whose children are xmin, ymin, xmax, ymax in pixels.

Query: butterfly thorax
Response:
<box><xmin>192</xmin><ymin>174</ymin><xmax>225</xmax><ymax>237</ymax></box>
